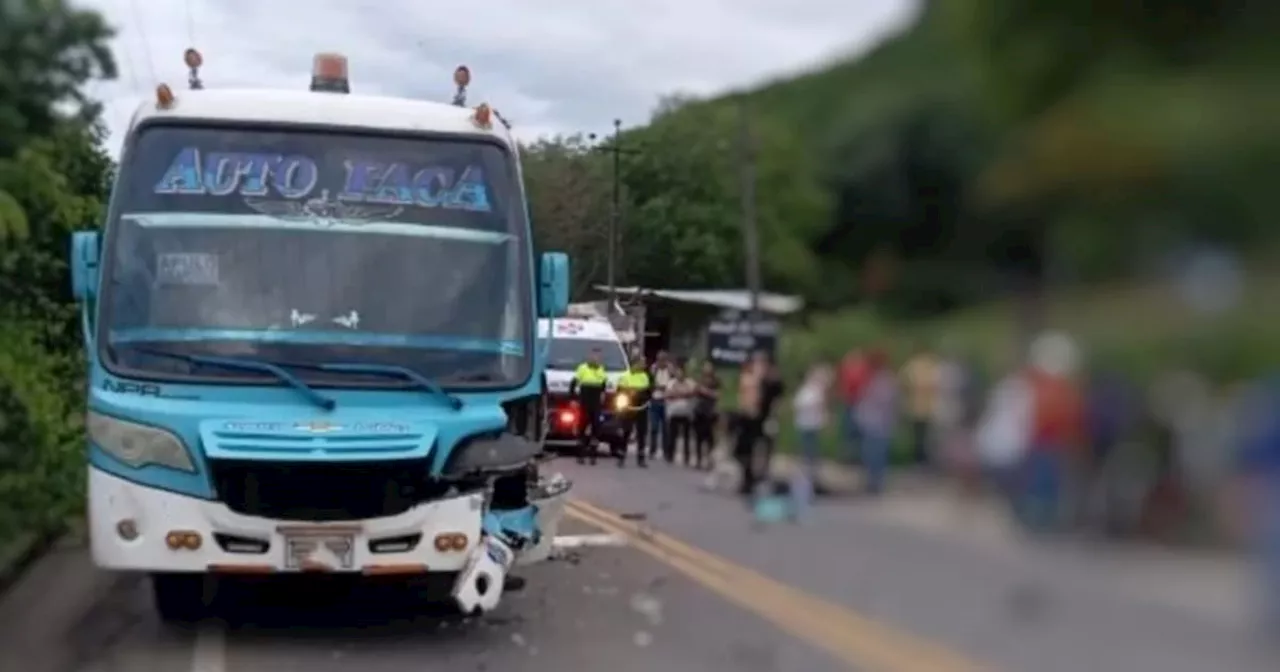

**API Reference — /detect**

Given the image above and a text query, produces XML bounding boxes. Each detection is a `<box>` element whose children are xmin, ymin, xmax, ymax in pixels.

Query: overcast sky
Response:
<box><xmin>78</xmin><ymin>0</ymin><xmax>917</xmax><ymax>156</ymax></box>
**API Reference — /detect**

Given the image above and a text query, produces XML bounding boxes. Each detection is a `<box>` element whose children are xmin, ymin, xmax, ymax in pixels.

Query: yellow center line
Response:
<box><xmin>566</xmin><ymin>498</ymin><xmax>993</xmax><ymax>672</ymax></box>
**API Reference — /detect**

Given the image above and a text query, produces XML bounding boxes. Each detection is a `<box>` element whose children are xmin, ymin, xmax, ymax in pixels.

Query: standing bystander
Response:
<box><xmin>693</xmin><ymin>361</ymin><xmax>721</xmax><ymax>470</ymax></box>
<box><xmin>1229</xmin><ymin>377</ymin><xmax>1280</xmax><ymax>639</ymax></box>
<box><xmin>901</xmin><ymin>344</ymin><xmax>942</xmax><ymax>468</ymax></box>
<box><xmin>664</xmin><ymin>365</ymin><xmax>697</xmax><ymax>465</ymax></box>
<box><xmin>837</xmin><ymin>348</ymin><xmax>870</xmax><ymax>464</ymax></box>
<box><xmin>793</xmin><ymin>361</ymin><xmax>834</xmax><ymax>490</ymax></box>
<box><xmin>1020</xmin><ymin>332</ymin><xmax>1086</xmax><ymax>533</ymax></box>
<box><xmin>734</xmin><ymin>352</ymin><xmax>778</xmax><ymax>498</ymax></box>
<box><xmin>856</xmin><ymin>349</ymin><xmax>898</xmax><ymax>495</ymax></box>
<box><xmin>648</xmin><ymin>351</ymin><xmax>675</xmax><ymax>460</ymax></box>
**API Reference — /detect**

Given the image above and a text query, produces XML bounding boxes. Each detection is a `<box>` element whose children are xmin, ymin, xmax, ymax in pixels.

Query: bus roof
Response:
<box><xmin>126</xmin><ymin>88</ymin><xmax>517</xmax><ymax>146</ymax></box>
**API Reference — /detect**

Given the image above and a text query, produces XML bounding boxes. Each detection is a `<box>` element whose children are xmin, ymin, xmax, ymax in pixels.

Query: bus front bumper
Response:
<box><xmin>88</xmin><ymin>467</ymin><xmax>560</xmax><ymax>614</ymax></box>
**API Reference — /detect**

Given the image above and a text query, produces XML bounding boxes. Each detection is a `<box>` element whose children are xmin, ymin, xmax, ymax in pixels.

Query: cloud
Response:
<box><xmin>78</xmin><ymin>0</ymin><xmax>918</xmax><ymax>156</ymax></box>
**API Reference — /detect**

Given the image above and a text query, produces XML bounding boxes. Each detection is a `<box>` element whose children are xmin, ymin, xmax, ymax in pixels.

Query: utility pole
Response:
<box><xmin>738</xmin><ymin>99</ymin><xmax>762</xmax><ymax>319</ymax></box>
<box><xmin>608</xmin><ymin>118</ymin><xmax>621</xmax><ymax>311</ymax></box>
<box><xmin>590</xmin><ymin>119</ymin><xmax>640</xmax><ymax>315</ymax></box>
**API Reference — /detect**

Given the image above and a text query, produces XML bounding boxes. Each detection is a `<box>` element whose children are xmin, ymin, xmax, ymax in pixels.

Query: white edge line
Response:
<box><xmin>552</xmin><ymin>533</ymin><xmax>627</xmax><ymax>549</ymax></box>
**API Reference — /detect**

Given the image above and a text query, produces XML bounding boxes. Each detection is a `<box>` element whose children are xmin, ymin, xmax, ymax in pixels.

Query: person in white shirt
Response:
<box><xmin>648</xmin><ymin>351</ymin><xmax>676</xmax><ymax>460</ymax></box>
<box><xmin>793</xmin><ymin>362</ymin><xmax>834</xmax><ymax>484</ymax></box>
<box><xmin>663</xmin><ymin>366</ymin><xmax>698</xmax><ymax>465</ymax></box>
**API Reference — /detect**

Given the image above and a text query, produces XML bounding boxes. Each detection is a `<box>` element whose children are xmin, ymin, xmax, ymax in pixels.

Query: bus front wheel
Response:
<box><xmin>150</xmin><ymin>572</ymin><xmax>211</xmax><ymax>624</ymax></box>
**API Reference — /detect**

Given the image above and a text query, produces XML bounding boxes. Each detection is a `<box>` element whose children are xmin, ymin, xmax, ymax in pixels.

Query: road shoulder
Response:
<box><xmin>0</xmin><ymin>534</ymin><xmax>136</xmax><ymax>672</ymax></box>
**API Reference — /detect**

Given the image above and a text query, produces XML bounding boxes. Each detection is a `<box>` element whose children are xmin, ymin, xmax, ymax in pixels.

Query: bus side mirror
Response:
<box><xmin>538</xmin><ymin>251</ymin><xmax>570</xmax><ymax>317</ymax></box>
<box><xmin>70</xmin><ymin>230</ymin><xmax>101</xmax><ymax>301</ymax></box>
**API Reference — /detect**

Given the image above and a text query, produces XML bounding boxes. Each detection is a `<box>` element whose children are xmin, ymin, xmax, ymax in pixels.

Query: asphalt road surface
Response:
<box><xmin>1</xmin><ymin>457</ymin><xmax>1276</xmax><ymax>672</ymax></box>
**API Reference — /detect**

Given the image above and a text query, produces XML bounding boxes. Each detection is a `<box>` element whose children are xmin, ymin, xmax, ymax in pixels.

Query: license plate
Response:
<box><xmin>283</xmin><ymin>532</ymin><xmax>356</xmax><ymax>570</ymax></box>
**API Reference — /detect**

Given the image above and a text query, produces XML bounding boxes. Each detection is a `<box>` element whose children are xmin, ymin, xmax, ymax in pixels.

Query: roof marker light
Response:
<box><xmin>472</xmin><ymin>103</ymin><xmax>493</xmax><ymax>129</ymax></box>
<box><xmin>310</xmin><ymin>53</ymin><xmax>350</xmax><ymax>94</ymax></box>
<box><xmin>184</xmin><ymin>48</ymin><xmax>203</xmax><ymax>90</ymax></box>
<box><xmin>155</xmin><ymin>84</ymin><xmax>175</xmax><ymax>109</ymax></box>
<box><xmin>452</xmin><ymin>65</ymin><xmax>470</xmax><ymax>107</ymax></box>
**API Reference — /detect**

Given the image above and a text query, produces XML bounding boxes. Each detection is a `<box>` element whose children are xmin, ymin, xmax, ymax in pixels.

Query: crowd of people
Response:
<box><xmin>569</xmin><ymin>334</ymin><xmax>1272</xmax><ymax>543</ymax></box>
<box><xmin>566</xmin><ymin>332</ymin><xmax>1280</xmax><ymax>634</ymax></box>
<box><xmin>787</xmin><ymin>334</ymin><xmax>1197</xmax><ymax>533</ymax></box>
<box><xmin>571</xmin><ymin>347</ymin><xmax>788</xmax><ymax>501</ymax></box>
<box><xmin>585</xmin><ymin>350</ymin><xmax>726</xmax><ymax>470</ymax></box>
<box><xmin>786</xmin><ymin>331</ymin><xmax>1280</xmax><ymax>635</ymax></box>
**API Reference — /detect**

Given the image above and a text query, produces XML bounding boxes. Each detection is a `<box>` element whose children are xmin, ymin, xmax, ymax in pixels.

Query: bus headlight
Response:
<box><xmin>613</xmin><ymin>393</ymin><xmax>630</xmax><ymax>411</ymax></box>
<box><xmin>87</xmin><ymin>411</ymin><xmax>195</xmax><ymax>472</ymax></box>
<box><xmin>441</xmin><ymin>433</ymin><xmax>541</xmax><ymax>477</ymax></box>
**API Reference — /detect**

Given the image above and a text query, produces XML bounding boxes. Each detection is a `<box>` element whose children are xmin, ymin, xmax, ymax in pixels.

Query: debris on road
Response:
<box><xmin>630</xmin><ymin>592</ymin><xmax>664</xmax><ymax>626</ymax></box>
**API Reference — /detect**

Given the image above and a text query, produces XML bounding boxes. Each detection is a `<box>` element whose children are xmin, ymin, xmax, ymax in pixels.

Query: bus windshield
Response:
<box><xmin>98</xmin><ymin>124</ymin><xmax>532</xmax><ymax>388</ymax></box>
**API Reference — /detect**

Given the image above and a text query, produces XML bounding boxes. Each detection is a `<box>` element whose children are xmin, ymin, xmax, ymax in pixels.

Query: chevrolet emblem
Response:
<box><xmin>295</xmin><ymin>420</ymin><xmax>342</xmax><ymax>433</ymax></box>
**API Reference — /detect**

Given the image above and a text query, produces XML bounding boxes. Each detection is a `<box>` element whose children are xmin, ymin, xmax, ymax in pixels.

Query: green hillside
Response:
<box><xmin>526</xmin><ymin>1</ymin><xmax>1278</xmax><ymax>329</ymax></box>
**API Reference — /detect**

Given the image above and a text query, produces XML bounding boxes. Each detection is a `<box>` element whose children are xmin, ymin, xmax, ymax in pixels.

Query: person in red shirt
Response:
<box><xmin>837</xmin><ymin>347</ymin><xmax>871</xmax><ymax>463</ymax></box>
<box><xmin>1018</xmin><ymin>332</ymin><xmax>1086</xmax><ymax>533</ymax></box>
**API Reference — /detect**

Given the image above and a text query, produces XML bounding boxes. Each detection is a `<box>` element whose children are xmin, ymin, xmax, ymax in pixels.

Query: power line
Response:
<box><xmin>116</xmin><ymin>25</ymin><xmax>139</xmax><ymax>92</ymax></box>
<box><xmin>184</xmin><ymin>0</ymin><xmax>196</xmax><ymax>46</ymax></box>
<box><xmin>127</xmin><ymin>0</ymin><xmax>157</xmax><ymax>83</ymax></box>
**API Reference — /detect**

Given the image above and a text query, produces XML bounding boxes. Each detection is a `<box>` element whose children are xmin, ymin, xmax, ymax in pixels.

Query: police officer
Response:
<box><xmin>616</xmin><ymin>354</ymin><xmax>652</xmax><ymax>468</ymax></box>
<box><xmin>568</xmin><ymin>346</ymin><xmax>608</xmax><ymax>465</ymax></box>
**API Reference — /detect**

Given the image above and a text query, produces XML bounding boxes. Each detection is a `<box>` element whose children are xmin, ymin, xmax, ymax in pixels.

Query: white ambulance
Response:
<box><xmin>537</xmin><ymin>317</ymin><xmax>630</xmax><ymax>452</ymax></box>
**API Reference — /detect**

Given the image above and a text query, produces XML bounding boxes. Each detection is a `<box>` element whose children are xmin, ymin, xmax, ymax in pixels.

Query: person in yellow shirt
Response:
<box><xmin>616</xmin><ymin>355</ymin><xmax>652</xmax><ymax>468</ymax></box>
<box><xmin>569</xmin><ymin>348</ymin><xmax>608</xmax><ymax>465</ymax></box>
<box><xmin>901</xmin><ymin>344</ymin><xmax>941</xmax><ymax>467</ymax></box>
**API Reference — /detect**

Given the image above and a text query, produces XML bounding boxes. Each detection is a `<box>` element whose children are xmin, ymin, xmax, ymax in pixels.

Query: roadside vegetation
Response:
<box><xmin>0</xmin><ymin>0</ymin><xmax>116</xmax><ymax>557</ymax></box>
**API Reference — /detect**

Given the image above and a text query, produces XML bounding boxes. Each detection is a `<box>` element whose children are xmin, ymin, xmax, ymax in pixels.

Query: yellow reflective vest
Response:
<box><xmin>619</xmin><ymin>370</ymin><xmax>650</xmax><ymax>390</ymax></box>
<box><xmin>617</xmin><ymin>370</ymin><xmax>651</xmax><ymax>411</ymax></box>
<box><xmin>573</xmin><ymin>363</ymin><xmax>608</xmax><ymax>386</ymax></box>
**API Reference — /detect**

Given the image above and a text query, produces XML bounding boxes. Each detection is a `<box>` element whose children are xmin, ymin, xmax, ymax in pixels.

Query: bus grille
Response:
<box><xmin>207</xmin><ymin>458</ymin><xmax>452</xmax><ymax>522</ymax></box>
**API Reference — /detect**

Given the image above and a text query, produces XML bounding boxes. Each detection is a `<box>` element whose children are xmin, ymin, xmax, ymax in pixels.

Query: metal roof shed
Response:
<box><xmin>597</xmin><ymin>286</ymin><xmax>803</xmax><ymax>315</ymax></box>
<box><xmin>592</xmin><ymin>286</ymin><xmax>803</xmax><ymax>363</ymax></box>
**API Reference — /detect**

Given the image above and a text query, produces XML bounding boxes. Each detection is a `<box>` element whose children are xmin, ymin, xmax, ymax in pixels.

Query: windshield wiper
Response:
<box><xmin>131</xmin><ymin>347</ymin><xmax>337</xmax><ymax>411</ymax></box>
<box><xmin>303</xmin><ymin>362</ymin><xmax>464</xmax><ymax>411</ymax></box>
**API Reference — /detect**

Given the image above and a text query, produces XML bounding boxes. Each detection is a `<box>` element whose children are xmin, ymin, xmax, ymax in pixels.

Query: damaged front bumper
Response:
<box><xmin>451</xmin><ymin>470</ymin><xmax>572</xmax><ymax>615</ymax></box>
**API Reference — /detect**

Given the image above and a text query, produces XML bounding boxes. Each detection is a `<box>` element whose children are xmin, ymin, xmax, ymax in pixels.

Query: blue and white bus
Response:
<box><xmin>68</xmin><ymin>52</ymin><xmax>572</xmax><ymax>622</ymax></box>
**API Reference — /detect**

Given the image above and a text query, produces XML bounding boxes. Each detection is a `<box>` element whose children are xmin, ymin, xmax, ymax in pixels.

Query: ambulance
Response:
<box><xmin>537</xmin><ymin>317</ymin><xmax>630</xmax><ymax>454</ymax></box>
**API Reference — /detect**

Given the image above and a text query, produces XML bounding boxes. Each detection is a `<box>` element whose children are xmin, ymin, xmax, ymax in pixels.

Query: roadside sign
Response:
<box><xmin>705</xmin><ymin>309</ymin><xmax>779</xmax><ymax>366</ymax></box>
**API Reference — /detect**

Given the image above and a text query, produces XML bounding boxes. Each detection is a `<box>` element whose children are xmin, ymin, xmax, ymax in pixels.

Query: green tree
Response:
<box><xmin>618</xmin><ymin>97</ymin><xmax>828</xmax><ymax>293</ymax></box>
<box><xmin>0</xmin><ymin>123</ymin><xmax>113</xmax><ymax>346</ymax></box>
<box><xmin>523</xmin><ymin>134</ymin><xmax>613</xmax><ymax>297</ymax></box>
<box><xmin>0</xmin><ymin>0</ymin><xmax>114</xmax><ymax>250</ymax></box>
<box><xmin>514</xmin><ymin>0</ymin><xmax>1280</xmax><ymax>330</ymax></box>
<box><xmin>0</xmin><ymin>0</ymin><xmax>116</xmax><ymax>548</ymax></box>
<box><xmin>0</xmin><ymin>0</ymin><xmax>116</xmax><ymax>152</ymax></box>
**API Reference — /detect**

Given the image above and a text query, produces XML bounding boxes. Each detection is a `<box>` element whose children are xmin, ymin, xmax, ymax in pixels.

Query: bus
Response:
<box><xmin>68</xmin><ymin>51</ymin><xmax>572</xmax><ymax>622</ymax></box>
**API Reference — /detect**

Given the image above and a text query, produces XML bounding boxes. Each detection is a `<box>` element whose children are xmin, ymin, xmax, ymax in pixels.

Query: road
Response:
<box><xmin>1</xmin><ymin>457</ymin><xmax>1275</xmax><ymax>672</ymax></box>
